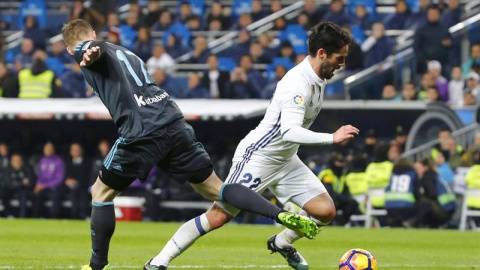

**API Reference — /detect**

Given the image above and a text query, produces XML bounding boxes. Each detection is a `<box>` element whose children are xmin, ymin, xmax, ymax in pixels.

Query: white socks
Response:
<box><xmin>275</xmin><ymin>228</ymin><xmax>303</xmax><ymax>248</ymax></box>
<box><xmin>151</xmin><ymin>213</ymin><xmax>211</xmax><ymax>267</ymax></box>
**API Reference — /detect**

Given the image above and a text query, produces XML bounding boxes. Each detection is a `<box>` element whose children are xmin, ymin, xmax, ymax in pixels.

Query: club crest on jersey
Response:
<box><xmin>293</xmin><ymin>94</ymin><xmax>304</xmax><ymax>106</ymax></box>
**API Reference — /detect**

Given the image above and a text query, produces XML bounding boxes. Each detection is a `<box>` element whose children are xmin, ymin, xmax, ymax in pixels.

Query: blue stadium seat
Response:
<box><xmin>163</xmin><ymin>24</ymin><xmax>192</xmax><ymax>49</ymax></box>
<box><xmin>45</xmin><ymin>13</ymin><xmax>68</xmax><ymax>29</ymax></box>
<box><xmin>351</xmin><ymin>25</ymin><xmax>366</xmax><ymax>44</ymax></box>
<box><xmin>19</xmin><ymin>0</ymin><xmax>47</xmax><ymax>29</ymax></box>
<box><xmin>231</xmin><ymin>0</ymin><xmax>253</xmax><ymax>20</ymax></box>
<box><xmin>406</xmin><ymin>0</ymin><xmax>422</xmax><ymax>13</ymax></box>
<box><xmin>347</xmin><ymin>0</ymin><xmax>376</xmax><ymax>19</ymax></box>
<box><xmin>45</xmin><ymin>57</ymin><xmax>65</xmax><ymax>77</ymax></box>
<box><xmin>278</xmin><ymin>25</ymin><xmax>308</xmax><ymax>55</ymax></box>
<box><xmin>5</xmin><ymin>46</ymin><xmax>21</xmax><ymax>64</ymax></box>
<box><xmin>119</xmin><ymin>25</ymin><xmax>138</xmax><ymax>50</ymax></box>
<box><xmin>266</xmin><ymin>58</ymin><xmax>294</xmax><ymax>80</ymax></box>
<box><xmin>217</xmin><ymin>57</ymin><xmax>237</xmax><ymax>72</ymax></box>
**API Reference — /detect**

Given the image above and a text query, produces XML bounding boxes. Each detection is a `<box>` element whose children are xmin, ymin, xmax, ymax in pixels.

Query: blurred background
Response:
<box><xmin>0</xmin><ymin>0</ymin><xmax>479</xmax><ymax>231</ymax></box>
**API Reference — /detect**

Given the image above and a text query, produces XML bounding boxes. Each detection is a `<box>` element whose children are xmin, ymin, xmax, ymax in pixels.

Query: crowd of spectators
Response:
<box><xmin>1</xmin><ymin>0</ymin><xmax>476</xmax><ymax>102</ymax></box>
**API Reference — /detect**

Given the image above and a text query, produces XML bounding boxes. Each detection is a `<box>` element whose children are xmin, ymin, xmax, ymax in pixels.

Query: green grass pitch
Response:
<box><xmin>0</xmin><ymin>219</ymin><xmax>479</xmax><ymax>270</ymax></box>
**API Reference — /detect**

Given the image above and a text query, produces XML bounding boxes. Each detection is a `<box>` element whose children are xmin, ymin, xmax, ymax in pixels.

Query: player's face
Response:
<box><xmin>320</xmin><ymin>45</ymin><xmax>348</xmax><ymax>79</ymax></box>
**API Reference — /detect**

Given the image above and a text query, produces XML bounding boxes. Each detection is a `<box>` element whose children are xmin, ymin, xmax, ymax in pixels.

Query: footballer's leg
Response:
<box><xmin>83</xmin><ymin>176</ymin><xmax>121</xmax><ymax>270</ymax></box>
<box><xmin>145</xmin><ymin>204</ymin><xmax>233</xmax><ymax>269</ymax></box>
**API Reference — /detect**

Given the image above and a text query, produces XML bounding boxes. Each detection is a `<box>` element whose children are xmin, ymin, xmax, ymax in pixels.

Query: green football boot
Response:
<box><xmin>277</xmin><ymin>212</ymin><xmax>319</xmax><ymax>239</ymax></box>
<box><xmin>267</xmin><ymin>235</ymin><xmax>308</xmax><ymax>270</ymax></box>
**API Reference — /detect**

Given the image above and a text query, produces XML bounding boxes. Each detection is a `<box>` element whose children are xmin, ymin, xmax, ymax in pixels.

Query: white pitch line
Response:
<box><xmin>0</xmin><ymin>264</ymin><xmax>479</xmax><ymax>269</ymax></box>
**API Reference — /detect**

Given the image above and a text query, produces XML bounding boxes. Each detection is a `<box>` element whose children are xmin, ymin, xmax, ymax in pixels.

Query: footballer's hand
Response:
<box><xmin>333</xmin><ymin>125</ymin><xmax>360</xmax><ymax>144</ymax></box>
<box><xmin>80</xmin><ymin>46</ymin><xmax>101</xmax><ymax>67</ymax></box>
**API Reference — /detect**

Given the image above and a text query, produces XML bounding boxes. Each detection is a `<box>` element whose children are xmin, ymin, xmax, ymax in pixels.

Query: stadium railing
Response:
<box><xmin>459</xmin><ymin>188</ymin><xmax>480</xmax><ymax>231</ymax></box>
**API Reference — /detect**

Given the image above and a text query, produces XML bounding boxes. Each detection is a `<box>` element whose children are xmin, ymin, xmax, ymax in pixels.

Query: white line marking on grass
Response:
<box><xmin>1</xmin><ymin>264</ymin><xmax>479</xmax><ymax>269</ymax></box>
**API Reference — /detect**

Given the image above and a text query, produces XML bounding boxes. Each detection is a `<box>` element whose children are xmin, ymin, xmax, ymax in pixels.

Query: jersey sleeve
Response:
<box><xmin>73</xmin><ymin>40</ymin><xmax>108</xmax><ymax>68</ymax></box>
<box><xmin>278</xmin><ymin>78</ymin><xmax>333</xmax><ymax>146</ymax></box>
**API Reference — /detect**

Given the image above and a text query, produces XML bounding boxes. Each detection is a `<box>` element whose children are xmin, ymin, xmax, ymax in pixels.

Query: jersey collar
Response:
<box><xmin>303</xmin><ymin>56</ymin><xmax>327</xmax><ymax>86</ymax></box>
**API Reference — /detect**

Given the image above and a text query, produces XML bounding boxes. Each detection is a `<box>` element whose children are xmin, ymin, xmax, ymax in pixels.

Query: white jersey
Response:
<box><xmin>234</xmin><ymin>56</ymin><xmax>327</xmax><ymax>165</ymax></box>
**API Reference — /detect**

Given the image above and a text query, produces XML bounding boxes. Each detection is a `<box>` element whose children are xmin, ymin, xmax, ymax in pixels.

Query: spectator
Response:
<box><xmin>68</xmin><ymin>0</ymin><xmax>105</xmax><ymax>32</ymax></box>
<box><xmin>414</xmin><ymin>5</ymin><xmax>452</xmax><ymax>74</ymax></box>
<box><xmin>206</xmin><ymin>1</ymin><xmax>232</xmax><ymax>30</ymax></box>
<box><xmin>262</xmin><ymin>64</ymin><xmax>287</xmax><ymax>99</ymax></box>
<box><xmin>146</xmin><ymin>44</ymin><xmax>175</xmax><ymax>75</ymax></box>
<box><xmin>318</xmin><ymin>153</ymin><xmax>358</xmax><ymax>226</ymax></box>
<box><xmin>270</xmin><ymin>0</ymin><xmax>283</xmax><ymax>14</ymax></box>
<box><xmin>361</xmin><ymin>22</ymin><xmax>393</xmax><ymax>67</ymax></box>
<box><xmin>64</xmin><ymin>143</ymin><xmax>90</xmax><ymax>219</ymax></box>
<box><xmin>352</xmin><ymin>4</ymin><xmax>372</xmax><ymax>31</ymax></box>
<box><xmin>201</xmin><ymin>54</ymin><xmax>230</xmax><ymax>99</ymax></box>
<box><xmin>0</xmin><ymin>62</ymin><xmax>19</xmax><ymax>98</ymax></box>
<box><xmin>466</xmin><ymin>132</ymin><xmax>480</xmax><ymax>165</ymax></box>
<box><xmin>405</xmin><ymin>0</ymin><xmax>429</xmax><ymax>29</ymax></box>
<box><xmin>272</xmin><ymin>16</ymin><xmax>287</xmax><ymax>31</ymax></box>
<box><xmin>187</xmin><ymin>36</ymin><xmax>210</xmax><ymax>64</ymax></box>
<box><xmin>295</xmin><ymin>54</ymin><xmax>307</xmax><ymax>65</ymax></box>
<box><xmin>126</xmin><ymin>0</ymin><xmax>145</xmax><ymax>26</ymax></box>
<box><xmin>323</xmin><ymin>0</ymin><xmax>350</xmax><ymax>26</ymax></box>
<box><xmin>239</xmin><ymin>54</ymin><xmax>266</xmax><ymax>97</ymax></box>
<box><xmin>365</xmin><ymin>142</ymin><xmax>393</xmax><ymax>210</ymax></box>
<box><xmin>462</xmin><ymin>44</ymin><xmax>480</xmax><ymax>77</ymax></box>
<box><xmin>258</xmin><ymin>33</ymin><xmax>277</xmax><ymax>61</ymax></box>
<box><xmin>463</xmin><ymin>91</ymin><xmax>477</xmax><ymax>106</ymax></box>
<box><xmin>401</xmin><ymin>82</ymin><xmax>418</xmax><ymax>100</ymax></box>
<box><xmin>165</xmin><ymin>34</ymin><xmax>188</xmax><ymax>59</ymax></box>
<box><xmin>408</xmin><ymin>158</ymin><xmax>456</xmax><ymax>228</ymax></box>
<box><xmin>186</xmin><ymin>15</ymin><xmax>203</xmax><ymax>31</ymax></box>
<box><xmin>102</xmin><ymin>13</ymin><xmax>120</xmax><ymax>31</ymax></box>
<box><xmin>227</xmin><ymin>67</ymin><xmax>257</xmax><ymax>99</ymax></box>
<box><xmin>362</xmin><ymin>129</ymin><xmax>378</xmax><ymax>160</ymax></box>
<box><xmin>384</xmin><ymin>0</ymin><xmax>412</xmax><ymax>30</ymax></box>
<box><xmin>232</xmin><ymin>13</ymin><xmax>252</xmax><ymax>30</ymax></box>
<box><xmin>445</xmin><ymin>137</ymin><xmax>466</xmax><ymax>170</ymax></box>
<box><xmin>119</xmin><ymin>11</ymin><xmax>140</xmax><ymax>49</ymax></box>
<box><xmin>90</xmin><ymin>140</ymin><xmax>111</xmax><ymax>187</ymax></box>
<box><xmin>425</xmin><ymin>85</ymin><xmax>441</xmax><ymax>102</ymax></box>
<box><xmin>417</xmin><ymin>72</ymin><xmax>436</xmax><ymax>100</ymax></box>
<box><xmin>382</xmin><ymin>84</ymin><xmax>402</xmax><ymax>101</ymax></box>
<box><xmin>229</xmin><ymin>29</ymin><xmax>251</xmax><ymax>62</ymax></box>
<box><xmin>385</xmin><ymin>158</ymin><xmax>421</xmax><ymax>227</ymax></box>
<box><xmin>0</xmin><ymin>143</ymin><xmax>10</xmax><ymax>217</ymax></box>
<box><xmin>15</xmin><ymin>38</ymin><xmax>35</xmax><ymax>68</ymax></box>
<box><xmin>107</xmin><ymin>27</ymin><xmax>121</xmax><ymax>45</ymax></box>
<box><xmin>60</xmin><ymin>62</ymin><xmax>87</xmax><ymax>98</ymax></box>
<box><xmin>208</xmin><ymin>18</ymin><xmax>223</xmax><ymax>32</ymax></box>
<box><xmin>394</xmin><ymin>125</ymin><xmax>408</xmax><ymax>152</ymax></box>
<box><xmin>152</xmin><ymin>68</ymin><xmax>183</xmax><ymax>98</ymax></box>
<box><xmin>132</xmin><ymin>27</ymin><xmax>154</xmax><ymax>62</ymax></box>
<box><xmin>303</xmin><ymin>0</ymin><xmax>323</xmax><ymax>25</ymax></box>
<box><xmin>175</xmin><ymin>1</ymin><xmax>192</xmax><ymax>25</ymax></box>
<box><xmin>342</xmin><ymin>26</ymin><xmax>364</xmax><ymax>72</ymax></box>
<box><xmin>18</xmin><ymin>50</ymin><xmax>63</xmax><ymax>98</ymax></box>
<box><xmin>434</xmin><ymin>151</ymin><xmax>455</xmax><ymax>185</ymax></box>
<box><xmin>465</xmin><ymin>149</ymin><xmax>480</xmax><ymax>226</ymax></box>
<box><xmin>90</xmin><ymin>0</ymin><xmax>116</xmax><ymax>21</ymax></box>
<box><xmin>7</xmin><ymin>153</ymin><xmax>34</xmax><ymax>218</ymax></box>
<box><xmin>151</xmin><ymin>10</ymin><xmax>173</xmax><ymax>31</ymax></box>
<box><xmin>279</xmin><ymin>41</ymin><xmax>296</xmax><ymax>62</ymax></box>
<box><xmin>49</xmin><ymin>40</ymin><xmax>74</xmax><ymax>64</ymax></box>
<box><xmin>297</xmin><ymin>11</ymin><xmax>312</xmax><ymax>31</ymax></box>
<box><xmin>250</xmin><ymin>0</ymin><xmax>266</xmax><ymax>22</ymax></box>
<box><xmin>144</xmin><ymin>0</ymin><xmax>163</xmax><ymax>27</ymax></box>
<box><xmin>23</xmin><ymin>16</ymin><xmax>48</xmax><ymax>51</ymax></box>
<box><xmin>441</xmin><ymin>0</ymin><xmax>461</xmax><ymax>28</ymax></box>
<box><xmin>185</xmin><ymin>73</ymin><xmax>209</xmax><ymax>99</ymax></box>
<box><xmin>32</xmin><ymin>142</ymin><xmax>65</xmax><ymax>218</ymax></box>
<box><xmin>448</xmin><ymin>66</ymin><xmax>464</xmax><ymax>106</ymax></box>
<box><xmin>464</xmin><ymin>72</ymin><xmax>480</xmax><ymax>102</ymax></box>
<box><xmin>427</xmin><ymin>60</ymin><xmax>449</xmax><ymax>101</ymax></box>
<box><xmin>388</xmin><ymin>141</ymin><xmax>403</xmax><ymax>162</ymax></box>
<box><xmin>249</xmin><ymin>42</ymin><xmax>271</xmax><ymax>64</ymax></box>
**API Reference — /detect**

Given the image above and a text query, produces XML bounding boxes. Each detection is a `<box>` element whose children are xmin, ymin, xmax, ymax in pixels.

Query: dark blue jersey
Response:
<box><xmin>73</xmin><ymin>40</ymin><xmax>183</xmax><ymax>140</ymax></box>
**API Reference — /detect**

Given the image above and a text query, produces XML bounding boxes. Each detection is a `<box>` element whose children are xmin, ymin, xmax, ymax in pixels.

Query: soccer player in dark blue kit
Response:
<box><xmin>62</xmin><ymin>19</ymin><xmax>318</xmax><ymax>270</ymax></box>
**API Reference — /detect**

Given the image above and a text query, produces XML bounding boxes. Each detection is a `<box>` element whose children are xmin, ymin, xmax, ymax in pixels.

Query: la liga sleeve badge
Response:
<box><xmin>292</xmin><ymin>94</ymin><xmax>304</xmax><ymax>106</ymax></box>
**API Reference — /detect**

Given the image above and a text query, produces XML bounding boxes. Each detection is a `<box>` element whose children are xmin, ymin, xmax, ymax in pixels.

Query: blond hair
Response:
<box><xmin>62</xmin><ymin>19</ymin><xmax>93</xmax><ymax>48</ymax></box>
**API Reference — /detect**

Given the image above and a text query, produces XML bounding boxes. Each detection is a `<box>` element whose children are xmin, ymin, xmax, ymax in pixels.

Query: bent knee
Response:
<box><xmin>207</xmin><ymin>214</ymin><xmax>229</xmax><ymax>229</ymax></box>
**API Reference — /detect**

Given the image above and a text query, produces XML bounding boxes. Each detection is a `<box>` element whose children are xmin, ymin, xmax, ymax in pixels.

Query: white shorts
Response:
<box><xmin>216</xmin><ymin>155</ymin><xmax>327</xmax><ymax>216</ymax></box>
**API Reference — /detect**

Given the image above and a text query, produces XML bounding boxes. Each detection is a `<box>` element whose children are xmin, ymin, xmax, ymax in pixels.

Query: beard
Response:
<box><xmin>319</xmin><ymin>61</ymin><xmax>335</xmax><ymax>80</ymax></box>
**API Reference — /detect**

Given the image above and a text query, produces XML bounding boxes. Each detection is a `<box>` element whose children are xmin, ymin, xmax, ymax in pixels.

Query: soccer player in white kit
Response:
<box><xmin>144</xmin><ymin>22</ymin><xmax>360</xmax><ymax>270</ymax></box>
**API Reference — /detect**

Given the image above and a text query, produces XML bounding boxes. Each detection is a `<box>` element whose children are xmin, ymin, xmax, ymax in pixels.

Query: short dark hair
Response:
<box><xmin>308</xmin><ymin>21</ymin><xmax>352</xmax><ymax>57</ymax></box>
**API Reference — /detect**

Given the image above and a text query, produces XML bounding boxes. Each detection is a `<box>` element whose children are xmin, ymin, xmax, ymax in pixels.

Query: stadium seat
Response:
<box><xmin>459</xmin><ymin>188</ymin><xmax>480</xmax><ymax>231</ymax></box>
<box><xmin>179</xmin><ymin>0</ymin><xmax>206</xmax><ymax>17</ymax></box>
<box><xmin>278</xmin><ymin>25</ymin><xmax>308</xmax><ymax>55</ymax></box>
<box><xmin>347</xmin><ymin>0</ymin><xmax>376</xmax><ymax>19</ymax></box>
<box><xmin>45</xmin><ymin>57</ymin><xmax>65</xmax><ymax>77</ymax></box>
<box><xmin>19</xmin><ymin>0</ymin><xmax>47</xmax><ymax>29</ymax></box>
<box><xmin>406</xmin><ymin>0</ymin><xmax>421</xmax><ymax>13</ymax></box>
<box><xmin>119</xmin><ymin>25</ymin><xmax>138</xmax><ymax>50</ymax></box>
<box><xmin>5</xmin><ymin>46</ymin><xmax>21</xmax><ymax>64</ymax></box>
<box><xmin>351</xmin><ymin>25</ymin><xmax>366</xmax><ymax>45</ymax></box>
<box><xmin>231</xmin><ymin>0</ymin><xmax>253</xmax><ymax>20</ymax></box>
<box><xmin>364</xmin><ymin>188</ymin><xmax>387</xmax><ymax>228</ymax></box>
<box><xmin>266</xmin><ymin>58</ymin><xmax>294</xmax><ymax>80</ymax></box>
<box><xmin>217</xmin><ymin>57</ymin><xmax>237</xmax><ymax>72</ymax></box>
